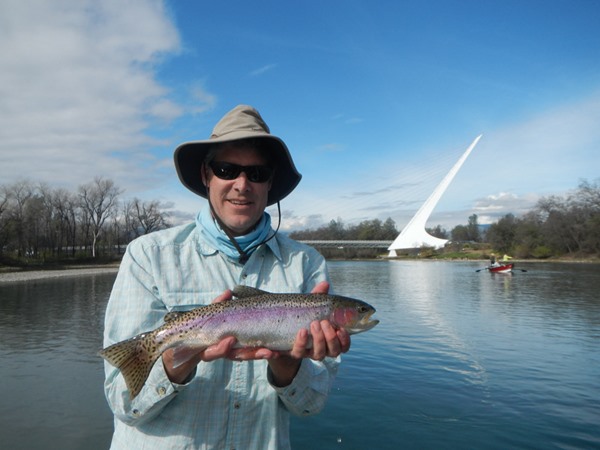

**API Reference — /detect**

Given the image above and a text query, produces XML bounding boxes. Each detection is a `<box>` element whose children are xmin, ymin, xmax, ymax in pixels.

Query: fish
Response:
<box><xmin>99</xmin><ymin>285</ymin><xmax>379</xmax><ymax>399</ymax></box>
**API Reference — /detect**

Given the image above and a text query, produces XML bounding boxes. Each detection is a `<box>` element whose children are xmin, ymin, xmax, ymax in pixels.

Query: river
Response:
<box><xmin>0</xmin><ymin>260</ymin><xmax>598</xmax><ymax>449</ymax></box>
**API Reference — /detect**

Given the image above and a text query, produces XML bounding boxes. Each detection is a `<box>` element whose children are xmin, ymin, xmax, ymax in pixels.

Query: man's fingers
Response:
<box><xmin>202</xmin><ymin>336</ymin><xmax>236</xmax><ymax>361</ymax></box>
<box><xmin>320</xmin><ymin>320</ymin><xmax>341</xmax><ymax>356</ymax></box>
<box><xmin>310</xmin><ymin>281</ymin><xmax>330</xmax><ymax>295</ymax></box>
<box><xmin>228</xmin><ymin>347</ymin><xmax>276</xmax><ymax>361</ymax></box>
<box><xmin>310</xmin><ymin>321</ymin><xmax>327</xmax><ymax>361</ymax></box>
<box><xmin>290</xmin><ymin>327</ymin><xmax>310</xmax><ymax>359</ymax></box>
<box><xmin>212</xmin><ymin>289</ymin><xmax>233</xmax><ymax>304</ymax></box>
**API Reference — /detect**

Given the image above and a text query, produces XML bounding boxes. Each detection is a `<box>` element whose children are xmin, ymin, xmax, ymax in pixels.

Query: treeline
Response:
<box><xmin>481</xmin><ymin>179</ymin><xmax>600</xmax><ymax>258</ymax></box>
<box><xmin>0</xmin><ymin>178</ymin><xmax>171</xmax><ymax>264</ymax></box>
<box><xmin>2</xmin><ymin>177</ymin><xmax>598</xmax><ymax>265</ymax></box>
<box><xmin>290</xmin><ymin>179</ymin><xmax>600</xmax><ymax>259</ymax></box>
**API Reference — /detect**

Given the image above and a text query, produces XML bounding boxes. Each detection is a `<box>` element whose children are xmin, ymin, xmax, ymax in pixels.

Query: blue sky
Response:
<box><xmin>1</xmin><ymin>0</ymin><xmax>599</xmax><ymax>232</ymax></box>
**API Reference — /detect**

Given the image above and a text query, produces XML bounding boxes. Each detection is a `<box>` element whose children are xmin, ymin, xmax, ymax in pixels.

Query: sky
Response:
<box><xmin>1</xmin><ymin>0</ymin><xmax>599</xmax><ymax>233</ymax></box>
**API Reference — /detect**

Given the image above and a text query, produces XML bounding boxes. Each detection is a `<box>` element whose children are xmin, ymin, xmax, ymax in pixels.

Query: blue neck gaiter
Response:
<box><xmin>196</xmin><ymin>206</ymin><xmax>273</xmax><ymax>261</ymax></box>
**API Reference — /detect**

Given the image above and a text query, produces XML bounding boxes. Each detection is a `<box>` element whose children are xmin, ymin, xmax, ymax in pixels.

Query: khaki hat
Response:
<box><xmin>174</xmin><ymin>105</ymin><xmax>302</xmax><ymax>206</ymax></box>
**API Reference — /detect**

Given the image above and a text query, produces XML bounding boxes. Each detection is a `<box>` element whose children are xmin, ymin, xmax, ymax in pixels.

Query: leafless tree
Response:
<box><xmin>124</xmin><ymin>197</ymin><xmax>170</xmax><ymax>238</ymax></box>
<box><xmin>78</xmin><ymin>177</ymin><xmax>122</xmax><ymax>258</ymax></box>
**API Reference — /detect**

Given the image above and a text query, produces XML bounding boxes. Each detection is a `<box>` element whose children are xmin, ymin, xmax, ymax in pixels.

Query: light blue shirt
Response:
<box><xmin>102</xmin><ymin>221</ymin><xmax>339</xmax><ymax>449</ymax></box>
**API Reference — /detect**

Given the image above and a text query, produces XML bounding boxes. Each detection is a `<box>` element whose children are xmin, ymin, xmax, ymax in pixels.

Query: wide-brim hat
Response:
<box><xmin>174</xmin><ymin>105</ymin><xmax>302</xmax><ymax>206</ymax></box>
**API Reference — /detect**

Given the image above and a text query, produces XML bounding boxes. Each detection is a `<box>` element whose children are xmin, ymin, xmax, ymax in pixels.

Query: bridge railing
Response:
<box><xmin>299</xmin><ymin>240</ymin><xmax>393</xmax><ymax>249</ymax></box>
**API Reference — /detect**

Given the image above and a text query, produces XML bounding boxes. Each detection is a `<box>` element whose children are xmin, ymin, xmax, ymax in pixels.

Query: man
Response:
<box><xmin>102</xmin><ymin>105</ymin><xmax>350</xmax><ymax>449</ymax></box>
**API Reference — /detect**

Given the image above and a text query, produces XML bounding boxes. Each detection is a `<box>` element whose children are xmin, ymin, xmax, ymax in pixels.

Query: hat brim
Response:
<box><xmin>174</xmin><ymin>134</ymin><xmax>301</xmax><ymax>206</ymax></box>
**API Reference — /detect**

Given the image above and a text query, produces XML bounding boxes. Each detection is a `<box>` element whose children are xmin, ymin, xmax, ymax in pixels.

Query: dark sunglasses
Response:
<box><xmin>209</xmin><ymin>161</ymin><xmax>274</xmax><ymax>183</ymax></box>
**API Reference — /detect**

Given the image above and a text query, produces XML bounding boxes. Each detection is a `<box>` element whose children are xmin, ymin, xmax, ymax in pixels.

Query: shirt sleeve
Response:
<box><xmin>267</xmin><ymin>357</ymin><xmax>340</xmax><ymax>417</ymax></box>
<box><xmin>102</xmin><ymin>240</ymin><xmax>187</xmax><ymax>426</ymax></box>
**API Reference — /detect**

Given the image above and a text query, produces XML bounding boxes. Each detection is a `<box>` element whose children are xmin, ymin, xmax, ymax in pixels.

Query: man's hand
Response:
<box><xmin>163</xmin><ymin>289</ymin><xmax>277</xmax><ymax>384</ymax></box>
<box><xmin>268</xmin><ymin>281</ymin><xmax>352</xmax><ymax>387</ymax></box>
<box><xmin>163</xmin><ymin>282</ymin><xmax>352</xmax><ymax>386</ymax></box>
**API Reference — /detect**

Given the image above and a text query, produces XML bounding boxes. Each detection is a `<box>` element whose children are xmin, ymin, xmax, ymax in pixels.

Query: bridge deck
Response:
<box><xmin>299</xmin><ymin>240</ymin><xmax>393</xmax><ymax>249</ymax></box>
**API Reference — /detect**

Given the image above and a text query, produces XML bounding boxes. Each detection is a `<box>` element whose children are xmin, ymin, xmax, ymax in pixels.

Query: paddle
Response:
<box><xmin>475</xmin><ymin>267</ymin><xmax>489</xmax><ymax>272</ymax></box>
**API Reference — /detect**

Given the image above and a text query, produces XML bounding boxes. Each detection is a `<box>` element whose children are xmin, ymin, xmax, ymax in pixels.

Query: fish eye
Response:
<box><xmin>358</xmin><ymin>306</ymin><xmax>369</xmax><ymax>313</ymax></box>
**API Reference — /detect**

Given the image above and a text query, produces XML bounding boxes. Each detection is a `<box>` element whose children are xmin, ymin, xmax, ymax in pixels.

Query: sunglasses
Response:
<box><xmin>209</xmin><ymin>161</ymin><xmax>274</xmax><ymax>183</ymax></box>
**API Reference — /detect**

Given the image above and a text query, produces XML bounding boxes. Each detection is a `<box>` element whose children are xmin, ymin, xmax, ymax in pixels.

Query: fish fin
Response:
<box><xmin>164</xmin><ymin>311</ymin><xmax>182</xmax><ymax>323</ymax></box>
<box><xmin>98</xmin><ymin>334</ymin><xmax>160</xmax><ymax>400</ymax></box>
<box><xmin>232</xmin><ymin>285</ymin><xmax>269</xmax><ymax>298</ymax></box>
<box><xmin>171</xmin><ymin>344</ymin><xmax>207</xmax><ymax>369</ymax></box>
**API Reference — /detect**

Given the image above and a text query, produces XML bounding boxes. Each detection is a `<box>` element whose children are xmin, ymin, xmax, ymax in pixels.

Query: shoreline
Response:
<box><xmin>1</xmin><ymin>257</ymin><xmax>598</xmax><ymax>284</ymax></box>
<box><xmin>0</xmin><ymin>265</ymin><xmax>120</xmax><ymax>284</ymax></box>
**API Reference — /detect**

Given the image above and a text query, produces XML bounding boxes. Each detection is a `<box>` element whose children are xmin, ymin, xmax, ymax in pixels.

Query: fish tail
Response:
<box><xmin>98</xmin><ymin>334</ymin><xmax>161</xmax><ymax>399</ymax></box>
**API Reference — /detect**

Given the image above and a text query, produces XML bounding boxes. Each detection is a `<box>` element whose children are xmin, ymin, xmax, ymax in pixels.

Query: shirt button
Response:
<box><xmin>157</xmin><ymin>386</ymin><xmax>167</xmax><ymax>396</ymax></box>
<box><xmin>132</xmin><ymin>409</ymin><xmax>141</xmax><ymax>417</ymax></box>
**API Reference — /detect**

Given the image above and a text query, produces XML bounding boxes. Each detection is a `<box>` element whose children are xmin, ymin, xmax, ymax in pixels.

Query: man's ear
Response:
<box><xmin>201</xmin><ymin>164</ymin><xmax>209</xmax><ymax>187</ymax></box>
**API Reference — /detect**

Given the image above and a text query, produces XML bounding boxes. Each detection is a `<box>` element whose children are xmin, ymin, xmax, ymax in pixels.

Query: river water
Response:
<box><xmin>0</xmin><ymin>261</ymin><xmax>598</xmax><ymax>449</ymax></box>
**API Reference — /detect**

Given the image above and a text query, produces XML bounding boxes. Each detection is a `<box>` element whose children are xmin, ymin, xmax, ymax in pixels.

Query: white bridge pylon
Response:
<box><xmin>388</xmin><ymin>135</ymin><xmax>482</xmax><ymax>256</ymax></box>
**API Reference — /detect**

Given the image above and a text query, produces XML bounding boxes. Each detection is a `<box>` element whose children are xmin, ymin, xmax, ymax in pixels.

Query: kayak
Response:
<box><xmin>488</xmin><ymin>263</ymin><xmax>514</xmax><ymax>273</ymax></box>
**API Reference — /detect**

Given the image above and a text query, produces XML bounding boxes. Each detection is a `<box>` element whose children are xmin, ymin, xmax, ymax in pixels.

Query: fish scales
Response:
<box><xmin>99</xmin><ymin>286</ymin><xmax>378</xmax><ymax>399</ymax></box>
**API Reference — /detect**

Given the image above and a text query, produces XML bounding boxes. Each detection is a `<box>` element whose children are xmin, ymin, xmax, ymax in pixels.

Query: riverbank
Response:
<box><xmin>0</xmin><ymin>264</ymin><xmax>120</xmax><ymax>284</ymax></box>
<box><xmin>2</xmin><ymin>256</ymin><xmax>598</xmax><ymax>284</ymax></box>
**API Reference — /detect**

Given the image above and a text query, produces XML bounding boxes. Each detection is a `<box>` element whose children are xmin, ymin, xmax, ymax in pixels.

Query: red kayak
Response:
<box><xmin>488</xmin><ymin>263</ymin><xmax>514</xmax><ymax>273</ymax></box>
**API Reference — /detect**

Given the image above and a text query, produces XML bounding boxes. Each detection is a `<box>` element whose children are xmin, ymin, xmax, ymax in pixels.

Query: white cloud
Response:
<box><xmin>0</xmin><ymin>0</ymin><xmax>185</xmax><ymax>192</ymax></box>
<box><xmin>249</xmin><ymin>64</ymin><xmax>277</xmax><ymax>77</ymax></box>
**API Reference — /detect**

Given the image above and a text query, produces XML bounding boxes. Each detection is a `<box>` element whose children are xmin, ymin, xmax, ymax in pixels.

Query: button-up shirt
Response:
<box><xmin>102</xmin><ymin>222</ymin><xmax>340</xmax><ymax>449</ymax></box>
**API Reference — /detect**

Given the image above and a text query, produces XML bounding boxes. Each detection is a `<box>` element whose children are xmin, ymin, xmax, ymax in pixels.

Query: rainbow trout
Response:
<box><xmin>99</xmin><ymin>286</ymin><xmax>379</xmax><ymax>399</ymax></box>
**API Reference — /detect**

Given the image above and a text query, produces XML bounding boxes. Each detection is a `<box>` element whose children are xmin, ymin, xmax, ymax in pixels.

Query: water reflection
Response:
<box><xmin>0</xmin><ymin>273</ymin><xmax>116</xmax><ymax>450</ymax></box>
<box><xmin>1</xmin><ymin>262</ymin><xmax>599</xmax><ymax>450</ymax></box>
<box><xmin>387</xmin><ymin>260</ymin><xmax>489</xmax><ymax>388</ymax></box>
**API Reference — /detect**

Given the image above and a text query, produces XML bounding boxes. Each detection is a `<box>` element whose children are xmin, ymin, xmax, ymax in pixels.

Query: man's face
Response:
<box><xmin>203</xmin><ymin>143</ymin><xmax>272</xmax><ymax>236</ymax></box>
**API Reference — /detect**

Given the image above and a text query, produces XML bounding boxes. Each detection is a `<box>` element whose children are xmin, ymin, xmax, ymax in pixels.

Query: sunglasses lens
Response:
<box><xmin>210</xmin><ymin>162</ymin><xmax>272</xmax><ymax>183</ymax></box>
<box><xmin>246</xmin><ymin>166</ymin><xmax>273</xmax><ymax>183</ymax></box>
<box><xmin>210</xmin><ymin>162</ymin><xmax>240</xmax><ymax>180</ymax></box>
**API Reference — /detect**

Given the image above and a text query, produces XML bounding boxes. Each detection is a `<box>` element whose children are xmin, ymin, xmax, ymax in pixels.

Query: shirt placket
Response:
<box><xmin>225</xmin><ymin>361</ymin><xmax>247</xmax><ymax>450</ymax></box>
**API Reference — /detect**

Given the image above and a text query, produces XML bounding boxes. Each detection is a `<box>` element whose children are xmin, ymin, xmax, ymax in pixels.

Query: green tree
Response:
<box><xmin>427</xmin><ymin>225</ymin><xmax>448</xmax><ymax>239</ymax></box>
<box><xmin>467</xmin><ymin>214</ymin><xmax>481</xmax><ymax>242</ymax></box>
<box><xmin>486</xmin><ymin>214</ymin><xmax>517</xmax><ymax>253</ymax></box>
<box><xmin>451</xmin><ymin>224</ymin><xmax>469</xmax><ymax>242</ymax></box>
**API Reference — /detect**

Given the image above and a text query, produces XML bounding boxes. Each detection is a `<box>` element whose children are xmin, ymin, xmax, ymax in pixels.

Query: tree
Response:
<box><xmin>323</xmin><ymin>218</ymin><xmax>346</xmax><ymax>240</ymax></box>
<box><xmin>486</xmin><ymin>214</ymin><xmax>517</xmax><ymax>253</ymax></box>
<box><xmin>78</xmin><ymin>177</ymin><xmax>122</xmax><ymax>258</ymax></box>
<box><xmin>52</xmin><ymin>188</ymin><xmax>79</xmax><ymax>257</ymax></box>
<box><xmin>427</xmin><ymin>225</ymin><xmax>448</xmax><ymax>239</ymax></box>
<box><xmin>467</xmin><ymin>214</ymin><xmax>481</xmax><ymax>242</ymax></box>
<box><xmin>124</xmin><ymin>198</ymin><xmax>170</xmax><ymax>238</ymax></box>
<box><xmin>382</xmin><ymin>218</ymin><xmax>398</xmax><ymax>239</ymax></box>
<box><xmin>0</xmin><ymin>187</ymin><xmax>10</xmax><ymax>256</ymax></box>
<box><xmin>4</xmin><ymin>180</ymin><xmax>35</xmax><ymax>257</ymax></box>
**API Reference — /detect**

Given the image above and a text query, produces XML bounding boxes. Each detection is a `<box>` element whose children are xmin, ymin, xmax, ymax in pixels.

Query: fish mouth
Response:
<box><xmin>347</xmin><ymin>310</ymin><xmax>379</xmax><ymax>333</ymax></box>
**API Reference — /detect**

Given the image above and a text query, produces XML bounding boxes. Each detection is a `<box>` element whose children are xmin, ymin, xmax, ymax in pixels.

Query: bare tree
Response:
<box><xmin>5</xmin><ymin>180</ymin><xmax>35</xmax><ymax>257</ymax></box>
<box><xmin>0</xmin><ymin>186</ymin><xmax>10</xmax><ymax>255</ymax></box>
<box><xmin>52</xmin><ymin>188</ymin><xmax>79</xmax><ymax>257</ymax></box>
<box><xmin>124</xmin><ymin>197</ymin><xmax>170</xmax><ymax>238</ymax></box>
<box><xmin>78</xmin><ymin>177</ymin><xmax>122</xmax><ymax>258</ymax></box>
